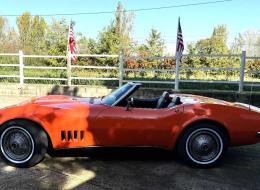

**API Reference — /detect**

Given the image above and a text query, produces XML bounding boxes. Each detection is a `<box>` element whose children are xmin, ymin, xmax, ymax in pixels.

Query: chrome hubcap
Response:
<box><xmin>186</xmin><ymin>128</ymin><xmax>223</xmax><ymax>164</ymax></box>
<box><xmin>0</xmin><ymin>126</ymin><xmax>34</xmax><ymax>164</ymax></box>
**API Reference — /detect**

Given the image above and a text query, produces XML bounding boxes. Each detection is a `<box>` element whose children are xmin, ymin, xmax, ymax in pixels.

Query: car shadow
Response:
<box><xmin>47</xmin><ymin>85</ymin><xmax>80</xmax><ymax>97</ymax></box>
<box><xmin>49</xmin><ymin>147</ymin><xmax>176</xmax><ymax>161</ymax></box>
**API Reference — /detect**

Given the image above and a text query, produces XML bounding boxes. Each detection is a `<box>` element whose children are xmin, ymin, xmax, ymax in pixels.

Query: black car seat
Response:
<box><xmin>167</xmin><ymin>96</ymin><xmax>182</xmax><ymax>108</ymax></box>
<box><xmin>156</xmin><ymin>91</ymin><xmax>171</xmax><ymax>109</ymax></box>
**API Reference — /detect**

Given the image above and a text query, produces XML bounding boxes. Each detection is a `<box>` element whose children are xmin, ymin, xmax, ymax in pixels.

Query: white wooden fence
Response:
<box><xmin>0</xmin><ymin>50</ymin><xmax>259</xmax><ymax>93</ymax></box>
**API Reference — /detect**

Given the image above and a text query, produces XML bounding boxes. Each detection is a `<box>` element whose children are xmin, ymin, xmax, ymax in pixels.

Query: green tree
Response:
<box><xmin>210</xmin><ymin>25</ymin><xmax>229</xmax><ymax>54</ymax></box>
<box><xmin>98</xmin><ymin>24</ymin><xmax>119</xmax><ymax>55</ymax></box>
<box><xmin>76</xmin><ymin>32</ymin><xmax>99</xmax><ymax>66</ymax></box>
<box><xmin>257</xmin><ymin>36</ymin><xmax>260</xmax><ymax>56</ymax></box>
<box><xmin>133</xmin><ymin>28</ymin><xmax>165</xmax><ymax>71</ymax></box>
<box><xmin>115</xmin><ymin>2</ymin><xmax>134</xmax><ymax>55</ymax></box>
<box><xmin>77</xmin><ymin>33</ymin><xmax>98</xmax><ymax>54</ymax></box>
<box><xmin>3</xmin><ymin>28</ymin><xmax>19</xmax><ymax>53</ymax></box>
<box><xmin>0</xmin><ymin>16</ymin><xmax>19</xmax><ymax>53</ymax></box>
<box><xmin>231</xmin><ymin>33</ymin><xmax>244</xmax><ymax>53</ymax></box>
<box><xmin>16</xmin><ymin>12</ymin><xmax>47</xmax><ymax>54</ymax></box>
<box><xmin>98</xmin><ymin>1</ymin><xmax>134</xmax><ymax>56</ymax></box>
<box><xmin>144</xmin><ymin>28</ymin><xmax>165</xmax><ymax>56</ymax></box>
<box><xmin>194</xmin><ymin>38</ymin><xmax>211</xmax><ymax>54</ymax></box>
<box><xmin>0</xmin><ymin>17</ymin><xmax>7</xmax><ymax>39</ymax></box>
<box><xmin>243</xmin><ymin>30</ymin><xmax>260</xmax><ymax>56</ymax></box>
<box><xmin>191</xmin><ymin>25</ymin><xmax>229</xmax><ymax>55</ymax></box>
<box><xmin>187</xmin><ymin>43</ymin><xmax>196</xmax><ymax>55</ymax></box>
<box><xmin>45</xmin><ymin>18</ymin><xmax>67</xmax><ymax>55</ymax></box>
<box><xmin>45</xmin><ymin>18</ymin><xmax>68</xmax><ymax>66</ymax></box>
<box><xmin>16</xmin><ymin>12</ymin><xmax>32</xmax><ymax>53</ymax></box>
<box><xmin>186</xmin><ymin>25</ymin><xmax>230</xmax><ymax>79</ymax></box>
<box><xmin>29</xmin><ymin>16</ymin><xmax>47</xmax><ymax>53</ymax></box>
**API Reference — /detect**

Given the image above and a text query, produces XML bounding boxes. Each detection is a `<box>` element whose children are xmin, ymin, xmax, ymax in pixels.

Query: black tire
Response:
<box><xmin>177</xmin><ymin>123</ymin><xmax>228</xmax><ymax>167</ymax></box>
<box><xmin>0</xmin><ymin>120</ymin><xmax>48</xmax><ymax>168</ymax></box>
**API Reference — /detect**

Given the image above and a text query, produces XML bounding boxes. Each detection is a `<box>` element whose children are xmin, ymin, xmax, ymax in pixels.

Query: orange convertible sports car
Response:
<box><xmin>0</xmin><ymin>82</ymin><xmax>259</xmax><ymax>168</ymax></box>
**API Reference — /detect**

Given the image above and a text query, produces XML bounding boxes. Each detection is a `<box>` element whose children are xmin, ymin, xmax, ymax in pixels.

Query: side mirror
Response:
<box><xmin>126</xmin><ymin>97</ymin><xmax>134</xmax><ymax>111</ymax></box>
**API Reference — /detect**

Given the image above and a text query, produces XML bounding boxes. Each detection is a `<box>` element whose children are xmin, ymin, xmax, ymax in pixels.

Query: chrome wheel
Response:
<box><xmin>0</xmin><ymin>126</ymin><xmax>34</xmax><ymax>164</ymax></box>
<box><xmin>185</xmin><ymin>128</ymin><xmax>223</xmax><ymax>165</ymax></box>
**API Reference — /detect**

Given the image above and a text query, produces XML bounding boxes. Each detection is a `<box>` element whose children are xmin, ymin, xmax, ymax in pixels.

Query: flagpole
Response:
<box><xmin>175</xmin><ymin>17</ymin><xmax>180</xmax><ymax>91</ymax></box>
<box><xmin>67</xmin><ymin>20</ymin><xmax>72</xmax><ymax>86</ymax></box>
<box><xmin>175</xmin><ymin>54</ymin><xmax>180</xmax><ymax>91</ymax></box>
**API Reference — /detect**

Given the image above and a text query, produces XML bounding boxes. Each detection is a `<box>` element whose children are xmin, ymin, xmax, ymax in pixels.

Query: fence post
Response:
<box><xmin>67</xmin><ymin>51</ymin><xmax>72</xmax><ymax>86</ymax></box>
<box><xmin>238</xmin><ymin>51</ymin><xmax>246</xmax><ymax>93</ymax></box>
<box><xmin>19</xmin><ymin>50</ymin><xmax>24</xmax><ymax>87</ymax></box>
<box><xmin>118</xmin><ymin>52</ymin><xmax>124</xmax><ymax>87</ymax></box>
<box><xmin>174</xmin><ymin>54</ymin><xmax>181</xmax><ymax>91</ymax></box>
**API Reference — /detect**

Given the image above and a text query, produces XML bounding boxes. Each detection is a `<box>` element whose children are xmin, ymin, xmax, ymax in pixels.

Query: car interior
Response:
<box><xmin>130</xmin><ymin>91</ymin><xmax>182</xmax><ymax>109</ymax></box>
<box><xmin>115</xmin><ymin>83</ymin><xmax>182</xmax><ymax>109</ymax></box>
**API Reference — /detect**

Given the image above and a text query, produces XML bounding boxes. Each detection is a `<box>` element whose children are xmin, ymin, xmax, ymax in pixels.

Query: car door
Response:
<box><xmin>90</xmin><ymin>105</ymin><xmax>183</xmax><ymax>148</ymax></box>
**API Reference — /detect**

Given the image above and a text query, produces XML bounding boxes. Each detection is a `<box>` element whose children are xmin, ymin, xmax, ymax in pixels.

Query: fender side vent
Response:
<box><xmin>74</xmin><ymin>131</ymin><xmax>78</xmax><ymax>140</ymax></box>
<box><xmin>61</xmin><ymin>130</ymin><xmax>84</xmax><ymax>141</ymax></box>
<box><xmin>80</xmin><ymin>130</ymin><xmax>84</xmax><ymax>140</ymax></box>
<box><xmin>67</xmin><ymin>131</ymin><xmax>72</xmax><ymax>141</ymax></box>
<box><xmin>61</xmin><ymin>131</ymin><xmax>66</xmax><ymax>141</ymax></box>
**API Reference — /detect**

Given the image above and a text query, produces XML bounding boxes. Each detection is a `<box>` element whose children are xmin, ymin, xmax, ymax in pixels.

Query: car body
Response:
<box><xmin>0</xmin><ymin>82</ymin><xmax>260</xmax><ymax>167</ymax></box>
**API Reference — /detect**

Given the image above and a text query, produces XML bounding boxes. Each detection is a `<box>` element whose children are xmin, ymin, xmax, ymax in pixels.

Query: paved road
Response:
<box><xmin>0</xmin><ymin>96</ymin><xmax>260</xmax><ymax>190</ymax></box>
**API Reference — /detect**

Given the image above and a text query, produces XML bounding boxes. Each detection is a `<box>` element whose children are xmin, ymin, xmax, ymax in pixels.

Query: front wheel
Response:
<box><xmin>0</xmin><ymin>120</ymin><xmax>48</xmax><ymax>168</ymax></box>
<box><xmin>177</xmin><ymin>123</ymin><xmax>228</xmax><ymax>167</ymax></box>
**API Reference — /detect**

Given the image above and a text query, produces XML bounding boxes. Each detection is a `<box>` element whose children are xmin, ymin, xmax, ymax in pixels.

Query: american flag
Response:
<box><xmin>69</xmin><ymin>22</ymin><xmax>77</xmax><ymax>62</ymax></box>
<box><xmin>176</xmin><ymin>17</ymin><xmax>184</xmax><ymax>57</ymax></box>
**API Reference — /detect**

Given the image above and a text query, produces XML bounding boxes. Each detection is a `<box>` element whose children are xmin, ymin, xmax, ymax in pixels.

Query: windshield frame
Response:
<box><xmin>101</xmin><ymin>83</ymin><xmax>137</xmax><ymax>106</ymax></box>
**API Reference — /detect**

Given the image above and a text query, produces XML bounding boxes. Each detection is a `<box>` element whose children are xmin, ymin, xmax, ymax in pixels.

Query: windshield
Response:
<box><xmin>102</xmin><ymin>83</ymin><xmax>134</xmax><ymax>105</ymax></box>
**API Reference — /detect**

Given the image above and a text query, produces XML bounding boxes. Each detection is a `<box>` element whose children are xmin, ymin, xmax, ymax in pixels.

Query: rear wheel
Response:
<box><xmin>177</xmin><ymin>123</ymin><xmax>228</xmax><ymax>167</ymax></box>
<box><xmin>0</xmin><ymin>120</ymin><xmax>48</xmax><ymax>168</ymax></box>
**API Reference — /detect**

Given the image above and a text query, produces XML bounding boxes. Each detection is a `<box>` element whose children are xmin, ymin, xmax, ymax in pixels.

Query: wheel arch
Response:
<box><xmin>174</xmin><ymin>119</ymin><xmax>230</xmax><ymax>149</ymax></box>
<box><xmin>0</xmin><ymin>118</ymin><xmax>53</xmax><ymax>151</ymax></box>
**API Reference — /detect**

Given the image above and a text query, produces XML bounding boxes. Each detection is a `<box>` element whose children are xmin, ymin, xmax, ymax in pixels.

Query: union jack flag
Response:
<box><xmin>69</xmin><ymin>22</ymin><xmax>77</xmax><ymax>62</ymax></box>
<box><xmin>176</xmin><ymin>17</ymin><xmax>184</xmax><ymax>57</ymax></box>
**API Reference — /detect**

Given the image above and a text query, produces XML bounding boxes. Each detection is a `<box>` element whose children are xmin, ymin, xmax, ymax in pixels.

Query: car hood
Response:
<box><xmin>31</xmin><ymin>95</ymin><xmax>102</xmax><ymax>105</ymax></box>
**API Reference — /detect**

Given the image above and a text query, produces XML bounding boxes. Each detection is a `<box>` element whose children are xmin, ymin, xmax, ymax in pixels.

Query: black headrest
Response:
<box><xmin>171</xmin><ymin>96</ymin><xmax>182</xmax><ymax>105</ymax></box>
<box><xmin>162</xmin><ymin>91</ymin><xmax>170</xmax><ymax>99</ymax></box>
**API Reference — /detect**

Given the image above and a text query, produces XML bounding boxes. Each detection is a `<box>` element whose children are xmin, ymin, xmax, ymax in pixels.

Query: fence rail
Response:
<box><xmin>0</xmin><ymin>50</ymin><xmax>259</xmax><ymax>93</ymax></box>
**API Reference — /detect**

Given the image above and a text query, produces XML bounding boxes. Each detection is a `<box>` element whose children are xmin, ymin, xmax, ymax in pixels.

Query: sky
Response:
<box><xmin>0</xmin><ymin>0</ymin><xmax>259</xmax><ymax>54</ymax></box>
